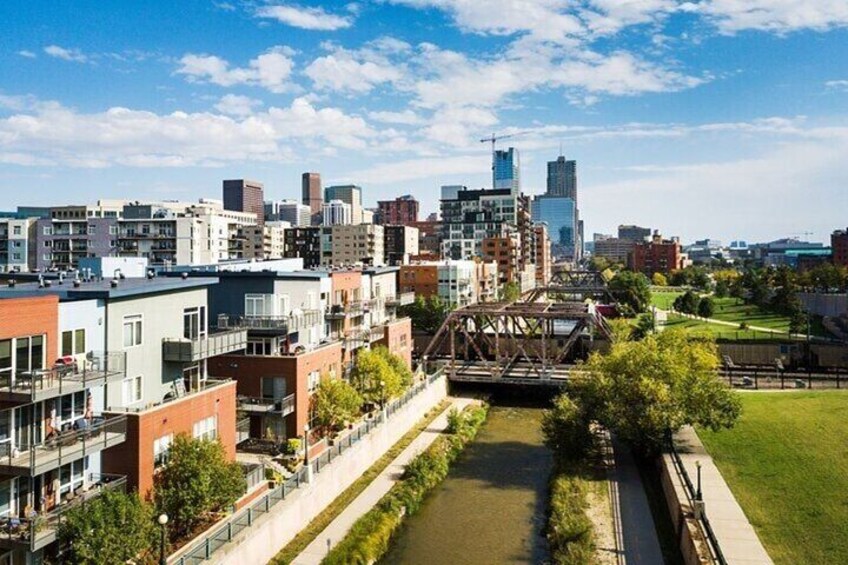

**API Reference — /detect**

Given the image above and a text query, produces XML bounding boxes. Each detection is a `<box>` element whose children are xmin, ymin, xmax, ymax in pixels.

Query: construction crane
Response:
<box><xmin>479</xmin><ymin>131</ymin><xmax>529</xmax><ymax>188</ymax></box>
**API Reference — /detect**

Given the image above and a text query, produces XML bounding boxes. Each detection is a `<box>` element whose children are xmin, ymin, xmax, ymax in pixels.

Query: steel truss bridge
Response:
<box><xmin>422</xmin><ymin>299</ymin><xmax>612</xmax><ymax>386</ymax></box>
<box><xmin>522</xmin><ymin>270</ymin><xmax>615</xmax><ymax>304</ymax></box>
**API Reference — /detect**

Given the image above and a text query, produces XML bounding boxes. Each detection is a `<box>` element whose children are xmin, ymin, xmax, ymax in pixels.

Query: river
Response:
<box><xmin>381</xmin><ymin>404</ymin><xmax>553</xmax><ymax>565</ymax></box>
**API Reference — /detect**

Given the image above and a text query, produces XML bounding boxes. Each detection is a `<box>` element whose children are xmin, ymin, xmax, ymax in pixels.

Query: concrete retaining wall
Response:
<box><xmin>799</xmin><ymin>293</ymin><xmax>848</xmax><ymax>317</ymax></box>
<box><xmin>658</xmin><ymin>455</ymin><xmax>712</xmax><ymax>565</ymax></box>
<box><xmin>210</xmin><ymin>376</ymin><xmax>449</xmax><ymax>565</ymax></box>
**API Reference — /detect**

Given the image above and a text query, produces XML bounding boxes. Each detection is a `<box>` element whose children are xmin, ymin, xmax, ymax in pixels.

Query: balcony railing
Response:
<box><xmin>162</xmin><ymin>329</ymin><xmax>248</xmax><ymax>363</ymax></box>
<box><xmin>217</xmin><ymin>310</ymin><xmax>323</xmax><ymax>334</ymax></box>
<box><xmin>326</xmin><ymin>301</ymin><xmax>364</xmax><ymax>319</ymax></box>
<box><xmin>107</xmin><ymin>379</ymin><xmax>233</xmax><ymax>415</ymax></box>
<box><xmin>0</xmin><ymin>415</ymin><xmax>127</xmax><ymax>476</ymax></box>
<box><xmin>0</xmin><ymin>473</ymin><xmax>127</xmax><ymax>552</ymax></box>
<box><xmin>386</xmin><ymin>292</ymin><xmax>415</xmax><ymax>307</ymax></box>
<box><xmin>0</xmin><ymin>352</ymin><xmax>126</xmax><ymax>404</ymax></box>
<box><xmin>238</xmin><ymin>393</ymin><xmax>295</xmax><ymax>417</ymax></box>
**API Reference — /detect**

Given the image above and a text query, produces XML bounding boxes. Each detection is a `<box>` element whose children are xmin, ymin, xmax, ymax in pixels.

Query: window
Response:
<box><xmin>123</xmin><ymin>315</ymin><xmax>142</xmax><ymax>348</ymax></box>
<box><xmin>279</xmin><ymin>295</ymin><xmax>290</xmax><ymax>316</ymax></box>
<box><xmin>193</xmin><ymin>416</ymin><xmax>217</xmax><ymax>441</ymax></box>
<box><xmin>109</xmin><ymin>225</ymin><xmax>118</xmax><ymax>235</ymax></box>
<box><xmin>58</xmin><ymin>391</ymin><xmax>86</xmax><ymax>427</ymax></box>
<box><xmin>61</xmin><ymin>329</ymin><xmax>86</xmax><ymax>357</ymax></box>
<box><xmin>12</xmin><ymin>226</ymin><xmax>20</xmax><ymax>236</ymax></box>
<box><xmin>123</xmin><ymin>375</ymin><xmax>142</xmax><ymax>404</ymax></box>
<box><xmin>87</xmin><ymin>226</ymin><xmax>96</xmax><ymax>235</ymax></box>
<box><xmin>183</xmin><ymin>307</ymin><xmax>206</xmax><ymax>340</ymax></box>
<box><xmin>43</xmin><ymin>226</ymin><xmax>53</xmax><ymax>236</ymax></box>
<box><xmin>153</xmin><ymin>434</ymin><xmax>173</xmax><ymax>467</ymax></box>
<box><xmin>59</xmin><ymin>459</ymin><xmax>85</xmax><ymax>496</ymax></box>
<box><xmin>245</xmin><ymin>294</ymin><xmax>270</xmax><ymax>317</ymax></box>
<box><xmin>261</xmin><ymin>377</ymin><xmax>285</xmax><ymax>400</ymax></box>
<box><xmin>307</xmin><ymin>370</ymin><xmax>320</xmax><ymax>392</ymax></box>
<box><xmin>246</xmin><ymin>338</ymin><xmax>274</xmax><ymax>356</ymax></box>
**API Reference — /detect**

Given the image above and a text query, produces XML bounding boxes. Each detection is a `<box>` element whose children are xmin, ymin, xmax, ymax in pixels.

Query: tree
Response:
<box><xmin>501</xmin><ymin>281</ymin><xmax>521</xmax><ymax>302</ymax></box>
<box><xmin>154</xmin><ymin>435</ymin><xmax>246</xmax><ymax>537</ymax></box>
<box><xmin>349</xmin><ymin>347</ymin><xmax>408</xmax><ymax>405</ymax></box>
<box><xmin>633</xmin><ymin>313</ymin><xmax>656</xmax><ymax>340</ymax></box>
<box><xmin>651</xmin><ymin>272</ymin><xmax>668</xmax><ymax>286</ymax></box>
<box><xmin>788</xmin><ymin>301</ymin><xmax>809</xmax><ymax>335</ymax></box>
<box><xmin>697</xmin><ymin>296</ymin><xmax>715</xmax><ymax>318</ymax></box>
<box><xmin>58</xmin><ymin>488</ymin><xmax>157</xmax><ymax>564</ymax></box>
<box><xmin>573</xmin><ymin>329</ymin><xmax>741</xmax><ymax>454</ymax></box>
<box><xmin>312</xmin><ymin>377</ymin><xmax>363</xmax><ymax>435</ymax></box>
<box><xmin>673</xmin><ymin>290</ymin><xmax>700</xmax><ymax>315</ymax></box>
<box><xmin>609</xmin><ymin>271</ymin><xmax>651</xmax><ymax>316</ymax></box>
<box><xmin>374</xmin><ymin>345</ymin><xmax>414</xmax><ymax>389</ymax></box>
<box><xmin>541</xmin><ymin>394</ymin><xmax>593</xmax><ymax>461</ymax></box>
<box><xmin>400</xmin><ymin>295</ymin><xmax>451</xmax><ymax>334</ymax></box>
<box><xmin>714</xmin><ymin>279</ymin><xmax>730</xmax><ymax>298</ymax></box>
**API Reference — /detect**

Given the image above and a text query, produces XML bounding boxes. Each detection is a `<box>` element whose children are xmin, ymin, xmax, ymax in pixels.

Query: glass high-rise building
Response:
<box><xmin>493</xmin><ymin>147</ymin><xmax>520</xmax><ymax>193</ymax></box>
<box><xmin>546</xmin><ymin>156</ymin><xmax>576</xmax><ymax>199</ymax></box>
<box><xmin>532</xmin><ymin>195</ymin><xmax>577</xmax><ymax>260</ymax></box>
<box><xmin>324</xmin><ymin>185</ymin><xmax>362</xmax><ymax>224</ymax></box>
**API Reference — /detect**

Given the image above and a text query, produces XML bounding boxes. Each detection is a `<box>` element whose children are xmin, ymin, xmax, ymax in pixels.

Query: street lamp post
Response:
<box><xmin>303</xmin><ymin>424</ymin><xmax>310</xmax><ymax>467</ymax></box>
<box><xmin>695</xmin><ymin>461</ymin><xmax>703</xmax><ymax>502</ymax></box>
<box><xmin>157</xmin><ymin>513</ymin><xmax>169</xmax><ymax>565</ymax></box>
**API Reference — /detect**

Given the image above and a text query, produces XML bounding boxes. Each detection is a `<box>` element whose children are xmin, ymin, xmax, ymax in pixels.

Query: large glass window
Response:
<box><xmin>192</xmin><ymin>416</ymin><xmax>217</xmax><ymax>441</ymax></box>
<box><xmin>153</xmin><ymin>434</ymin><xmax>173</xmax><ymax>467</ymax></box>
<box><xmin>123</xmin><ymin>375</ymin><xmax>142</xmax><ymax>404</ymax></box>
<box><xmin>0</xmin><ymin>341</ymin><xmax>10</xmax><ymax>383</ymax></box>
<box><xmin>261</xmin><ymin>377</ymin><xmax>285</xmax><ymax>400</ymax></box>
<box><xmin>59</xmin><ymin>459</ymin><xmax>85</xmax><ymax>495</ymax></box>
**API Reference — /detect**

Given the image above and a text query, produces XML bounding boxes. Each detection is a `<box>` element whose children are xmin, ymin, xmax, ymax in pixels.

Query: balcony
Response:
<box><xmin>0</xmin><ymin>352</ymin><xmax>126</xmax><ymax>405</ymax></box>
<box><xmin>386</xmin><ymin>292</ymin><xmax>415</xmax><ymax>307</ymax></box>
<box><xmin>0</xmin><ymin>473</ymin><xmax>127</xmax><ymax>552</ymax></box>
<box><xmin>0</xmin><ymin>415</ymin><xmax>127</xmax><ymax>476</ymax></box>
<box><xmin>326</xmin><ymin>301</ymin><xmax>364</xmax><ymax>320</ymax></box>
<box><xmin>238</xmin><ymin>393</ymin><xmax>295</xmax><ymax>417</ymax></box>
<box><xmin>162</xmin><ymin>329</ymin><xmax>248</xmax><ymax>363</ymax></box>
<box><xmin>108</xmin><ymin>379</ymin><xmax>233</xmax><ymax>415</ymax></box>
<box><xmin>343</xmin><ymin>329</ymin><xmax>369</xmax><ymax>350</ymax></box>
<box><xmin>217</xmin><ymin>310</ymin><xmax>323</xmax><ymax>335</ymax></box>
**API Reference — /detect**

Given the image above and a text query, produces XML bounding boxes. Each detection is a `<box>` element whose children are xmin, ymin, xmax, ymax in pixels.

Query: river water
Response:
<box><xmin>381</xmin><ymin>404</ymin><xmax>553</xmax><ymax>565</ymax></box>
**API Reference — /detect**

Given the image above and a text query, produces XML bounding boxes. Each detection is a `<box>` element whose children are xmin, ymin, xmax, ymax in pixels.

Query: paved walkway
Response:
<box><xmin>292</xmin><ymin>397</ymin><xmax>475</xmax><ymax>565</ymax></box>
<box><xmin>674</xmin><ymin>426</ymin><xmax>773</xmax><ymax>564</ymax></box>
<box><xmin>611</xmin><ymin>439</ymin><xmax>663</xmax><ymax>565</ymax></box>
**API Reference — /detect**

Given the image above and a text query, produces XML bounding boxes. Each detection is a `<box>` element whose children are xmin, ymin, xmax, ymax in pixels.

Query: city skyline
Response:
<box><xmin>1</xmin><ymin>1</ymin><xmax>847</xmax><ymax>242</ymax></box>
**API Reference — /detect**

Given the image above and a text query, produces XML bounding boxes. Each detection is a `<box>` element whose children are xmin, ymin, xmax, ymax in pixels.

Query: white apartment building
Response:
<box><xmin>326</xmin><ymin>224</ymin><xmax>385</xmax><ymax>267</ymax></box>
<box><xmin>323</xmin><ymin>200</ymin><xmax>353</xmax><ymax>227</ymax></box>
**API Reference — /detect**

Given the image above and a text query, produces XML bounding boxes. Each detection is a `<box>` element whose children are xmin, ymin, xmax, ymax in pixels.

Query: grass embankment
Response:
<box><xmin>699</xmin><ymin>391</ymin><xmax>848</xmax><ymax>564</ymax></box>
<box><xmin>322</xmin><ymin>404</ymin><xmax>489</xmax><ymax>565</ymax></box>
<box><xmin>664</xmin><ymin>314</ymin><xmax>782</xmax><ymax>341</ymax></box>
<box><xmin>271</xmin><ymin>399</ymin><xmax>450</xmax><ymax>564</ymax></box>
<box><xmin>650</xmin><ymin>291</ymin><xmax>683</xmax><ymax>311</ymax></box>
<box><xmin>547</xmin><ymin>458</ymin><xmax>603</xmax><ymax>565</ymax></box>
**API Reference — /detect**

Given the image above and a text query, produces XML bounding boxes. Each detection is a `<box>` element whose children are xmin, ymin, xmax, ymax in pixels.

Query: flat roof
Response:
<box><xmin>0</xmin><ymin>276</ymin><xmax>218</xmax><ymax>301</ymax></box>
<box><xmin>161</xmin><ymin>270</ymin><xmax>327</xmax><ymax>281</ymax></box>
<box><xmin>363</xmin><ymin>266</ymin><xmax>400</xmax><ymax>275</ymax></box>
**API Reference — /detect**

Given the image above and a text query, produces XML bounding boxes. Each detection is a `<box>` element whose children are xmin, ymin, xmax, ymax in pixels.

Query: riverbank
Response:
<box><xmin>324</xmin><ymin>403</ymin><xmax>489</xmax><ymax>565</ymax></box>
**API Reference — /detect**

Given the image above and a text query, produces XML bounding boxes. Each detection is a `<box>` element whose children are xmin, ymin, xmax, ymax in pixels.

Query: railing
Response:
<box><xmin>0</xmin><ymin>351</ymin><xmax>126</xmax><ymax>403</ymax></box>
<box><xmin>238</xmin><ymin>393</ymin><xmax>296</xmax><ymax>417</ymax></box>
<box><xmin>0</xmin><ymin>473</ymin><xmax>127</xmax><ymax>551</ymax></box>
<box><xmin>667</xmin><ymin>435</ymin><xmax>727</xmax><ymax>565</ymax></box>
<box><xmin>108</xmin><ymin>379</ymin><xmax>232</xmax><ymax>414</ymax></box>
<box><xmin>163</xmin><ymin>329</ymin><xmax>248</xmax><ymax>363</ymax></box>
<box><xmin>172</xmin><ymin>369</ymin><xmax>444</xmax><ymax>565</ymax></box>
<box><xmin>386</xmin><ymin>292</ymin><xmax>415</xmax><ymax>307</ymax></box>
<box><xmin>217</xmin><ymin>311</ymin><xmax>323</xmax><ymax>334</ymax></box>
<box><xmin>0</xmin><ymin>415</ymin><xmax>127</xmax><ymax>476</ymax></box>
<box><xmin>236</xmin><ymin>418</ymin><xmax>250</xmax><ymax>445</ymax></box>
<box><xmin>326</xmin><ymin>301</ymin><xmax>364</xmax><ymax>319</ymax></box>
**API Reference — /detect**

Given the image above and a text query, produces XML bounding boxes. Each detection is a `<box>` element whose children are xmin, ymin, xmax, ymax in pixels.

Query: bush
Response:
<box><xmin>547</xmin><ymin>469</ymin><xmax>595</xmax><ymax>565</ymax></box>
<box><xmin>285</xmin><ymin>438</ymin><xmax>302</xmax><ymax>455</ymax></box>
<box><xmin>542</xmin><ymin>394</ymin><xmax>593</xmax><ymax>462</ymax></box>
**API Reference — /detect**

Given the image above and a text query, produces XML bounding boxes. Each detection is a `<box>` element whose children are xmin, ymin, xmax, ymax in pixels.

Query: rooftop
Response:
<box><xmin>0</xmin><ymin>276</ymin><xmax>218</xmax><ymax>301</ymax></box>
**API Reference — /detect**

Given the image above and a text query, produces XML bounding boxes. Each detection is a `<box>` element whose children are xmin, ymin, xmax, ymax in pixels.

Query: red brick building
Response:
<box><xmin>833</xmin><ymin>228</ymin><xmax>848</xmax><ymax>267</ymax></box>
<box><xmin>630</xmin><ymin>232</ymin><xmax>683</xmax><ymax>276</ymax></box>
<box><xmin>377</xmin><ymin>195</ymin><xmax>419</xmax><ymax>226</ymax></box>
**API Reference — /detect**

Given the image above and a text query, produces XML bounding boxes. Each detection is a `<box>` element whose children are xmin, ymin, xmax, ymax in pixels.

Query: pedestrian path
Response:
<box><xmin>292</xmin><ymin>397</ymin><xmax>476</xmax><ymax>565</ymax></box>
<box><xmin>674</xmin><ymin>426</ymin><xmax>773</xmax><ymax>564</ymax></box>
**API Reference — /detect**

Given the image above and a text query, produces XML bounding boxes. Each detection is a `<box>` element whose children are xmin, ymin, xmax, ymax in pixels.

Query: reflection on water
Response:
<box><xmin>381</xmin><ymin>405</ymin><xmax>553</xmax><ymax>565</ymax></box>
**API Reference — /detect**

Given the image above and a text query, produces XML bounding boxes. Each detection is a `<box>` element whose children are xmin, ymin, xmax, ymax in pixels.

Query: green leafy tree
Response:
<box><xmin>500</xmin><ymin>281</ymin><xmax>521</xmax><ymax>302</ymax></box>
<box><xmin>788</xmin><ymin>301</ymin><xmax>809</xmax><ymax>335</ymax></box>
<box><xmin>400</xmin><ymin>295</ymin><xmax>451</xmax><ymax>334</ymax></box>
<box><xmin>609</xmin><ymin>271</ymin><xmax>651</xmax><ymax>316</ymax></box>
<box><xmin>697</xmin><ymin>296</ymin><xmax>715</xmax><ymax>318</ymax></box>
<box><xmin>373</xmin><ymin>345</ymin><xmax>414</xmax><ymax>389</ymax></box>
<box><xmin>714</xmin><ymin>279</ymin><xmax>730</xmax><ymax>298</ymax></box>
<box><xmin>673</xmin><ymin>290</ymin><xmax>700</xmax><ymax>314</ymax></box>
<box><xmin>574</xmin><ymin>329</ymin><xmax>741</xmax><ymax>454</ymax></box>
<box><xmin>350</xmin><ymin>348</ymin><xmax>407</xmax><ymax>405</ymax></box>
<box><xmin>154</xmin><ymin>435</ymin><xmax>246</xmax><ymax>537</ymax></box>
<box><xmin>312</xmin><ymin>377</ymin><xmax>363</xmax><ymax>435</ymax></box>
<box><xmin>651</xmin><ymin>272</ymin><xmax>668</xmax><ymax>286</ymax></box>
<box><xmin>633</xmin><ymin>313</ymin><xmax>656</xmax><ymax>340</ymax></box>
<box><xmin>58</xmin><ymin>488</ymin><xmax>157</xmax><ymax>564</ymax></box>
<box><xmin>541</xmin><ymin>394</ymin><xmax>593</xmax><ymax>461</ymax></box>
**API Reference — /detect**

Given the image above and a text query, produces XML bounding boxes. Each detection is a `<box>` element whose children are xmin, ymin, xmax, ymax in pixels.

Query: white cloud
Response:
<box><xmin>305</xmin><ymin>42</ymin><xmax>406</xmax><ymax>93</ymax></box>
<box><xmin>349</xmin><ymin>154</ymin><xmax>490</xmax><ymax>184</ymax></box>
<box><xmin>176</xmin><ymin>46</ymin><xmax>295</xmax><ymax>92</ymax></box>
<box><xmin>17</xmin><ymin>50</ymin><xmax>37</xmax><ymax>59</ymax></box>
<box><xmin>825</xmin><ymin>79</ymin><xmax>848</xmax><ymax>92</ymax></box>
<box><xmin>214</xmin><ymin>94</ymin><xmax>264</xmax><ymax>117</ymax></box>
<box><xmin>256</xmin><ymin>4</ymin><xmax>353</xmax><ymax>30</ymax></box>
<box><xmin>368</xmin><ymin>110</ymin><xmax>425</xmax><ymax>125</ymax></box>
<box><xmin>0</xmin><ymin>96</ymin><xmax>375</xmax><ymax>168</ymax></box>
<box><xmin>692</xmin><ymin>0</ymin><xmax>848</xmax><ymax>33</ymax></box>
<box><xmin>43</xmin><ymin>45</ymin><xmax>88</xmax><ymax>63</ymax></box>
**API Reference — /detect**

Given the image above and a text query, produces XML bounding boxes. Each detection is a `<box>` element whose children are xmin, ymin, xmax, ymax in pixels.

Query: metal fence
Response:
<box><xmin>667</xmin><ymin>438</ymin><xmax>727</xmax><ymax>565</ymax></box>
<box><xmin>172</xmin><ymin>370</ymin><xmax>443</xmax><ymax>564</ymax></box>
<box><xmin>719</xmin><ymin>367</ymin><xmax>848</xmax><ymax>390</ymax></box>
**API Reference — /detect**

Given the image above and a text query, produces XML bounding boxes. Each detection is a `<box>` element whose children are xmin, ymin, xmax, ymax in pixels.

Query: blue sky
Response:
<box><xmin>1</xmin><ymin>1</ymin><xmax>847</xmax><ymax>243</ymax></box>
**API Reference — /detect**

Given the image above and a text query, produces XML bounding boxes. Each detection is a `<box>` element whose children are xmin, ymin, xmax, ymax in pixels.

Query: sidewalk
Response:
<box><xmin>674</xmin><ymin>427</ymin><xmax>773</xmax><ymax>565</ymax></box>
<box><xmin>611</xmin><ymin>439</ymin><xmax>663</xmax><ymax>564</ymax></box>
<box><xmin>292</xmin><ymin>397</ymin><xmax>476</xmax><ymax>565</ymax></box>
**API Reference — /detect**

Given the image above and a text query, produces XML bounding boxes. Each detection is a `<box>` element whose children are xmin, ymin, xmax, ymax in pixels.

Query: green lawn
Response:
<box><xmin>708</xmin><ymin>297</ymin><xmax>791</xmax><ymax>331</ymax></box>
<box><xmin>699</xmin><ymin>392</ymin><xmax>848</xmax><ymax>565</ymax></box>
<box><xmin>663</xmin><ymin>314</ymin><xmax>786</xmax><ymax>341</ymax></box>
<box><xmin>650</xmin><ymin>291</ymin><xmax>683</xmax><ymax>310</ymax></box>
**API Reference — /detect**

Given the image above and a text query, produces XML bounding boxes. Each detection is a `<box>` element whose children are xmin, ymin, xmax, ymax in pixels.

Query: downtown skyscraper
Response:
<box><xmin>546</xmin><ymin>156</ymin><xmax>577</xmax><ymax>200</ymax></box>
